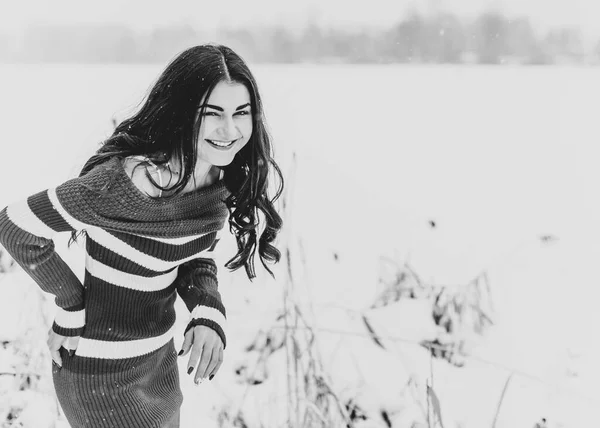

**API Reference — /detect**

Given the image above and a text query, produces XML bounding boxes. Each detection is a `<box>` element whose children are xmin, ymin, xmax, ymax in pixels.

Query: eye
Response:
<box><xmin>202</xmin><ymin>111</ymin><xmax>219</xmax><ymax>116</ymax></box>
<box><xmin>235</xmin><ymin>110</ymin><xmax>251</xmax><ymax>116</ymax></box>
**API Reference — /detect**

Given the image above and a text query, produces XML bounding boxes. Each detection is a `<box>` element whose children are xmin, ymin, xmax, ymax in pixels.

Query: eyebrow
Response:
<box><xmin>201</xmin><ymin>103</ymin><xmax>251</xmax><ymax>112</ymax></box>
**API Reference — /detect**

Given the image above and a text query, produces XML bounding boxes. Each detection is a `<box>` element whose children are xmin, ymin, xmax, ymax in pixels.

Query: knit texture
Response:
<box><xmin>0</xmin><ymin>156</ymin><xmax>231</xmax><ymax>427</ymax></box>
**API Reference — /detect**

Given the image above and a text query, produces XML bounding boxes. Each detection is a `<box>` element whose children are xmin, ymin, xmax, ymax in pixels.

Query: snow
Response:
<box><xmin>1</xmin><ymin>64</ymin><xmax>600</xmax><ymax>427</ymax></box>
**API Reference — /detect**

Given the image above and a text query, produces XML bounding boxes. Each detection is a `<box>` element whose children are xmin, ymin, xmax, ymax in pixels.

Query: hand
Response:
<box><xmin>47</xmin><ymin>328</ymin><xmax>80</xmax><ymax>367</ymax></box>
<box><xmin>179</xmin><ymin>325</ymin><xmax>224</xmax><ymax>384</ymax></box>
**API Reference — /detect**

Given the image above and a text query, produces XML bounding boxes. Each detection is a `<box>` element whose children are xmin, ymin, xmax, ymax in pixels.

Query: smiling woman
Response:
<box><xmin>0</xmin><ymin>44</ymin><xmax>284</xmax><ymax>428</ymax></box>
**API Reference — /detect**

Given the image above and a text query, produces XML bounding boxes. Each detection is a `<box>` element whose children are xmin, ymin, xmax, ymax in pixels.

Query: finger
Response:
<box><xmin>64</xmin><ymin>336</ymin><xmax>80</xmax><ymax>356</ymax></box>
<box><xmin>204</xmin><ymin>347</ymin><xmax>219</xmax><ymax>378</ymax></box>
<box><xmin>209</xmin><ymin>347</ymin><xmax>224</xmax><ymax>380</ymax></box>
<box><xmin>50</xmin><ymin>344</ymin><xmax>63</xmax><ymax>367</ymax></box>
<box><xmin>187</xmin><ymin>337</ymin><xmax>204</xmax><ymax>377</ymax></box>
<box><xmin>47</xmin><ymin>333</ymin><xmax>64</xmax><ymax>366</ymax></box>
<box><xmin>179</xmin><ymin>329</ymin><xmax>194</xmax><ymax>357</ymax></box>
<box><xmin>63</xmin><ymin>336</ymin><xmax>75</xmax><ymax>350</ymax></box>
<box><xmin>195</xmin><ymin>345</ymin><xmax>215</xmax><ymax>383</ymax></box>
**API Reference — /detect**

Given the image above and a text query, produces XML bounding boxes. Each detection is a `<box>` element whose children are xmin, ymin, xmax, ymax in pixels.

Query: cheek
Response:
<box><xmin>198</xmin><ymin>119</ymin><xmax>216</xmax><ymax>138</ymax></box>
<box><xmin>240</xmin><ymin>120</ymin><xmax>253</xmax><ymax>139</ymax></box>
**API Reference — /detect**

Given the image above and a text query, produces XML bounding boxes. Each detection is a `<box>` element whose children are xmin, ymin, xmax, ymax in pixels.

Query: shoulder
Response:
<box><xmin>122</xmin><ymin>156</ymin><xmax>162</xmax><ymax>198</ymax></box>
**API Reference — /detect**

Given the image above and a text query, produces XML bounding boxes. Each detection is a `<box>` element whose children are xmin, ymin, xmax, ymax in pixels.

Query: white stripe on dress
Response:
<box><xmin>86</xmin><ymin>227</ymin><xmax>214</xmax><ymax>272</ymax></box>
<box><xmin>190</xmin><ymin>305</ymin><xmax>227</xmax><ymax>337</ymax></box>
<box><xmin>54</xmin><ymin>307</ymin><xmax>86</xmax><ymax>329</ymax></box>
<box><xmin>131</xmin><ymin>233</ymin><xmax>210</xmax><ymax>245</ymax></box>
<box><xmin>5</xmin><ymin>199</ymin><xmax>56</xmax><ymax>239</ymax></box>
<box><xmin>85</xmin><ymin>252</ymin><xmax>178</xmax><ymax>292</ymax></box>
<box><xmin>47</xmin><ymin>188</ymin><xmax>89</xmax><ymax>231</ymax></box>
<box><xmin>76</xmin><ymin>325</ymin><xmax>176</xmax><ymax>359</ymax></box>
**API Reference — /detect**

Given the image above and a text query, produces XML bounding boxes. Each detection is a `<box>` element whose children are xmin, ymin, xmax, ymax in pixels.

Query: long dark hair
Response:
<box><xmin>72</xmin><ymin>44</ymin><xmax>283</xmax><ymax>279</ymax></box>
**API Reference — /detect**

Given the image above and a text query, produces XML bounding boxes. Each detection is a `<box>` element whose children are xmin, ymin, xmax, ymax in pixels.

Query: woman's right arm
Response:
<box><xmin>0</xmin><ymin>188</ymin><xmax>87</xmax><ymax>337</ymax></box>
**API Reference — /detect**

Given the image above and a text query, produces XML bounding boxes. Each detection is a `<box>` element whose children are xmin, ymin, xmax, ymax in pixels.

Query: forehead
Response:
<box><xmin>201</xmin><ymin>81</ymin><xmax>251</xmax><ymax>107</ymax></box>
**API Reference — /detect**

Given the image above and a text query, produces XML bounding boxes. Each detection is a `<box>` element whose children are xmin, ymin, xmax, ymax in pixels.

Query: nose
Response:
<box><xmin>216</xmin><ymin>116</ymin><xmax>240</xmax><ymax>141</ymax></box>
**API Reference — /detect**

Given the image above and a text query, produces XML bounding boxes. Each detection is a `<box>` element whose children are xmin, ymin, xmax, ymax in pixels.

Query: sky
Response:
<box><xmin>0</xmin><ymin>0</ymin><xmax>598</xmax><ymax>38</ymax></box>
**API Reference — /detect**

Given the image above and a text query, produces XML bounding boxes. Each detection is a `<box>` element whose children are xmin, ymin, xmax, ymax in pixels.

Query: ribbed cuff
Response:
<box><xmin>52</xmin><ymin>322</ymin><xmax>85</xmax><ymax>337</ymax></box>
<box><xmin>52</xmin><ymin>305</ymin><xmax>85</xmax><ymax>337</ymax></box>
<box><xmin>184</xmin><ymin>304</ymin><xmax>227</xmax><ymax>349</ymax></box>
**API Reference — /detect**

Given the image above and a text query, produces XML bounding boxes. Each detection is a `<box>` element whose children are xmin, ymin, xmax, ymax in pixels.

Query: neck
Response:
<box><xmin>169</xmin><ymin>157</ymin><xmax>220</xmax><ymax>189</ymax></box>
<box><xmin>192</xmin><ymin>161</ymin><xmax>220</xmax><ymax>188</ymax></box>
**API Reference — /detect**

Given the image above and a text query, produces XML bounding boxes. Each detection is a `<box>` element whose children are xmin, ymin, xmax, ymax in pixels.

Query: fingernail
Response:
<box><xmin>187</xmin><ymin>367</ymin><xmax>193</xmax><ymax>375</ymax></box>
<box><xmin>178</xmin><ymin>350</ymin><xmax>183</xmax><ymax>356</ymax></box>
<box><xmin>209</xmin><ymin>374</ymin><xmax>214</xmax><ymax>380</ymax></box>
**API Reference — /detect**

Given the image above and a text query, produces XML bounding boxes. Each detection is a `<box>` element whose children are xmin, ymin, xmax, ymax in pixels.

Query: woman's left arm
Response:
<box><xmin>174</xmin><ymin>255</ymin><xmax>227</xmax><ymax>383</ymax></box>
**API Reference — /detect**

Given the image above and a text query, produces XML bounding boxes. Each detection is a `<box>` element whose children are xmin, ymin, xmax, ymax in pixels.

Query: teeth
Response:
<box><xmin>208</xmin><ymin>139</ymin><xmax>236</xmax><ymax>147</ymax></box>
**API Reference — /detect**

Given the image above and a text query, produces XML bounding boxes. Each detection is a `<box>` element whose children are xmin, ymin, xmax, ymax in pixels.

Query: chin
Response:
<box><xmin>206</xmin><ymin>153</ymin><xmax>237</xmax><ymax>167</ymax></box>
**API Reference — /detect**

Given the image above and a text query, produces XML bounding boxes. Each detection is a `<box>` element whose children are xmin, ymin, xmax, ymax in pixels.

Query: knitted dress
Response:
<box><xmin>0</xmin><ymin>156</ymin><xmax>230</xmax><ymax>428</ymax></box>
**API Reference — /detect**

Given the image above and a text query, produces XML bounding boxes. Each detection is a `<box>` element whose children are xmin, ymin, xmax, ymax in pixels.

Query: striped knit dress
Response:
<box><xmin>0</xmin><ymin>156</ymin><xmax>230</xmax><ymax>428</ymax></box>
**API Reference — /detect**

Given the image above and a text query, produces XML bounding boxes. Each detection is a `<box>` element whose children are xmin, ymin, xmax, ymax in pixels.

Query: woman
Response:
<box><xmin>0</xmin><ymin>44</ymin><xmax>283</xmax><ymax>427</ymax></box>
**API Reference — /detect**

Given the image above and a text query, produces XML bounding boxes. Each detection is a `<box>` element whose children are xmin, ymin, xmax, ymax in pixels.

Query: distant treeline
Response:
<box><xmin>0</xmin><ymin>11</ymin><xmax>595</xmax><ymax>65</ymax></box>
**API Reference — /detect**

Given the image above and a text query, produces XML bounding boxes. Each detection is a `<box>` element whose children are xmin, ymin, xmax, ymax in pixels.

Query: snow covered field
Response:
<box><xmin>1</xmin><ymin>63</ymin><xmax>599</xmax><ymax>427</ymax></box>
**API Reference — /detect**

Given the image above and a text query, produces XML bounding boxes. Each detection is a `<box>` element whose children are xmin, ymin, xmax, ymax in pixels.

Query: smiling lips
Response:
<box><xmin>206</xmin><ymin>138</ymin><xmax>237</xmax><ymax>149</ymax></box>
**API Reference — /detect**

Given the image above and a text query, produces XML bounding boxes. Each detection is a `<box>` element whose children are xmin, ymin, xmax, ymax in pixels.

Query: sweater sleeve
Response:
<box><xmin>0</xmin><ymin>187</ymin><xmax>88</xmax><ymax>337</ymax></box>
<box><xmin>174</xmin><ymin>238</ymin><xmax>227</xmax><ymax>349</ymax></box>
